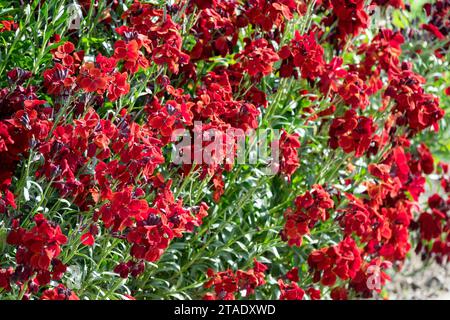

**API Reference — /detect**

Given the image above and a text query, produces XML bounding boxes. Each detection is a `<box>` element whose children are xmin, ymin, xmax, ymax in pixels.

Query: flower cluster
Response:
<box><xmin>277</xmin><ymin>267</ymin><xmax>321</xmax><ymax>300</ymax></box>
<box><xmin>5</xmin><ymin>214</ymin><xmax>67</xmax><ymax>288</ymax></box>
<box><xmin>281</xmin><ymin>185</ymin><xmax>334</xmax><ymax>246</ymax></box>
<box><xmin>329</xmin><ymin>110</ymin><xmax>377</xmax><ymax>157</ymax></box>
<box><xmin>203</xmin><ymin>260</ymin><xmax>268</xmax><ymax>300</ymax></box>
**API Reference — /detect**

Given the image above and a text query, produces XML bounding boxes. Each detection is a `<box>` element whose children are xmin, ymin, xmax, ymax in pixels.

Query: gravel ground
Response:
<box><xmin>385</xmin><ymin>253</ymin><xmax>450</xmax><ymax>300</ymax></box>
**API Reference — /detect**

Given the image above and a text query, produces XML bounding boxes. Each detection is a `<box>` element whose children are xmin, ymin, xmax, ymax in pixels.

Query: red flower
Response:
<box><xmin>330</xmin><ymin>287</ymin><xmax>348</xmax><ymax>300</ymax></box>
<box><xmin>236</xmin><ymin>38</ymin><xmax>280</xmax><ymax>78</ymax></box>
<box><xmin>385</xmin><ymin>63</ymin><xmax>444</xmax><ymax>132</ymax></box>
<box><xmin>281</xmin><ymin>185</ymin><xmax>334</xmax><ymax>246</ymax></box>
<box><xmin>113</xmin><ymin>39</ymin><xmax>149</xmax><ymax>74</ymax></box>
<box><xmin>203</xmin><ymin>260</ymin><xmax>267</xmax><ymax>300</ymax></box>
<box><xmin>6</xmin><ymin>215</ymin><xmax>67</xmax><ymax>285</ymax></box>
<box><xmin>43</xmin><ymin>63</ymin><xmax>75</xmax><ymax>95</ymax></box>
<box><xmin>107</xmin><ymin>72</ymin><xmax>130</xmax><ymax>102</ymax></box>
<box><xmin>0</xmin><ymin>20</ymin><xmax>18</xmax><ymax>32</ymax></box>
<box><xmin>286</xmin><ymin>267</ymin><xmax>299</xmax><ymax>282</ymax></box>
<box><xmin>350</xmin><ymin>259</ymin><xmax>392</xmax><ymax>298</ymax></box>
<box><xmin>330</xmin><ymin>0</ymin><xmax>369</xmax><ymax>39</ymax></box>
<box><xmin>0</xmin><ymin>268</ymin><xmax>13</xmax><ymax>291</ymax></box>
<box><xmin>40</xmin><ymin>285</ymin><xmax>79</xmax><ymax>300</ymax></box>
<box><xmin>279</xmin><ymin>130</ymin><xmax>301</xmax><ymax>180</ymax></box>
<box><xmin>418</xmin><ymin>209</ymin><xmax>446</xmax><ymax>241</ymax></box>
<box><xmin>243</xmin><ymin>0</ymin><xmax>298</xmax><ymax>31</ymax></box>
<box><xmin>358</xmin><ymin>29</ymin><xmax>404</xmax><ymax>81</ymax></box>
<box><xmin>422</xmin><ymin>23</ymin><xmax>446</xmax><ymax>40</ymax></box>
<box><xmin>308</xmin><ymin>237</ymin><xmax>362</xmax><ymax>287</ymax></box>
<box><xmin>329</xmin><ymin>110</ymin><xmax>376</xmax><ymax>157</ymax></box>
<box><xmin>114</xmin><ymin>261</ymin><xmax>145</xmax><ymax>279</ymax></box>
<box><xmin>318</xmin><ymin>57</ymin><xmax>347</xmax><ymax>95</ymax></box>
<box><xmin>278</xmin><ymin>279</ymin><xmax>305</xmax><ymax>300</ymax></box>
<box><xmin>338</xmin><ymin>73</ymin><xmax>369</xmax><ymax>110</ymax></box>
<box><xmin>77</xmin><ymin>62</ymin><xmax>109</xmax><ymax>93</ymax></box>
<box><xmin>279</xmin><ymin>31</ymin><xmax>325</xmax><ymax>80</ymax></box>
<box><xmin>52</xmin><ymin>42</ymin><xmax>75</xmax><ymax>66</ymax></box>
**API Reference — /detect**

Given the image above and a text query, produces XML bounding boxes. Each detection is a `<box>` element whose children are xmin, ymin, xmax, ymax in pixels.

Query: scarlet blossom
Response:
<box><xmin>236</xmin><ymin>38</ymin><xmax>280</xmax><ymax>78</ymax></box>
<box><xmin>307</xmin><ymin>287</ymin><xmax>321</xmax><ymax>300</ymax></box>
<box><xmin>43</xmin><ymin>63</ymin><xmax>75</xmax><ymax>95</ymax></box>
<box><xmin>422</xmin><ymin>23</ymin><xmax>446</xmax><ymax>40</ymax></box>
<box><xmin>194</xmin><ymin>72</ymin><xmax>260</xmax><ymax>131</ymax></box>
<box><xmin>281</xmin><ymin>185</ymin><xmax>334</xmax><ymax>246</ymax></box>
<box><xmin>0</xmin><ymin>84</ymin><xmax>39</xmax><ymax>119</ymax></box>
<box><xmin>330</xmin><ymin>287</ymin><xmax>348</xmax><ymax>300</ymax></box>
<box><xmin>0</xmin><ymin>268</ymin><xmax>13</xmax><ymax>291</ymax></box>
<box><xmin>286</xmin><ymin>267</ymin><xmax>299</xmax><ymax>282</ymax></box>
<box><xmin>279</xmin><ymin>31</ymin><xmax>325</xmax><ymax>80</ymax></box>
<box><xmin>203</xmin><ymin>260</ymin><xmax>267</xmax><ymax>300</ymax></box>
<box><xmin>125</xmin><ymin>184</ymin><xmax>208</xmax><ymax>263</ymax></box>
<box><xmin>385</xmin><ymin>62</ymin><xmax>444</xmax><ymax>132</ymax></box>
<box><xmin>339</xmin><ymin>200</ymin><xmax>382</xmax><ymax>242</ymax></box>
<box><xmin>318</xmin><ymin>57</ymin><xmax>347</xmax><ymax>95</ymax></box>
<box><xmin>188</xmin><ymin>4</ymin><xmax>238</xmax><ymax>60</ymax></box>
<box><xmin>113</xmin><ymin>39</ymin><xmax>149</xmax><ymax>74</ymax></box>
<box><xmin>0</xmin><ymin>20</ymin><xmax>18</xmax><ymax>32</ymax></box>
<box><xmin>338</xmin><ymin>73</ymin><xmax>369</xmax><ymax>110</ymax></box>
<box><xmin>204</xmin><ymin>269</ymin><xmax>238</xmax><ymax>300</ymax></box>
<box><xmin>308</xmin><ymin>237</ymin><xmax>362</xmax><ymax>286</ymax></box>
<box><xmin>52</xmin><ymin>42</ymin><xmax>75</xmax><ymax>66</ymax></box>
<box><xmin>278</xmin><ymin>130</ymin><xmax>301</xmax><ymax>180</ymax></box>
<box><xmin>350</xmin><ymin>259</ymin><xmax>392</xmax><ymax>298</ymax></box>
<box><xmin>120</xmin><ymin>3</ymin><xmax>187</xmax><ymax>73</ymax></box>
<box><xmin>243</xmin><ymin>0</ymin><xmax>299</xmax><ymax>31</ymax></box>
<box><xmin>107</xmin><ymin>72</ymin><xmax>130</xmax><ymax>102</ymax></box>
<box><xmin>77</xmin><ymin>62</ymin><xmax>109</xmax><ymax>93</ymax></box>
<box><xmin>212</xmin><ymin>171</ymin><xmax>225</xmax><ymax>203</ymax></box>
<box><xmin>358</xmin><ymin>29</ymin><xmax>404</xmax><ymax>81</ymax></box>
<box><xmin>99</xmin><ymin>187</ymin><xmax>149</xmax><ymax>232</ymax></box>
<box><xmin>80</xmin><ymin>233</ymin><xmax>95</xmax><ymax>246</ymax></box>
<box><xmin>6</xmin><ymin>67</ymin><xmax>32</xmax><ymax>85</ymax></box>
<box><xmin>417</xmin><ymin>196</ymin><xmax>447</xmax><ymax>241</ymax></box>
<box><xmin>329</xmin><ymin>110</ymin><xmax>376</xmax><ymax>157</ymax></box>
<box><xmin>329</xmin><ymin>0</ymin><xmax>369</xmax><ymax>40</ymax></box>
<box><xmin>146</xmin><ymin>94</ymin><xmax>194</xmax><ymax>143</ymax></box>
<box><xmin>278</xmin><ymin>279</ymin><xmax>305</xmax><ymax>300</ymax></box>
<box><xmin>114</xmin><ymin>261</ymin><xmax>145</xmax><ymax>279</ymax></box>
<box><xmin>6</xmin><ymin>215</ymin><xmax>67</xmax><ymax>286</ymax></box>
<box><xmin>96</xmin><ymin>54</ymin><xmax>117</xmax><ymax>74</ymax></box>
<box><xmin>40</xmin><ymin>285</ymin><xmax>79</xmax><ymax>300</ymax></box>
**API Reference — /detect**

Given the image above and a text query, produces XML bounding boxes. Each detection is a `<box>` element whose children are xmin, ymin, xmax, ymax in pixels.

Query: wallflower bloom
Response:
<box><xmin>329</xmin><ymin>110</ymin><xmax>376</xmax><ymax>157</ymax></box>
<box><xmin>279</xmin><ymin>31</ymin><xmax>325</xmax><ymax>80</ymax></box>
<box><xmin>338</xmin><ymin>73</ymin><xmax>369</xmax><ymax>110</ymax></box>
<box><xmin>279</xmin><ymin>130</ymin><xmax>301</xmax><ymax>180</ymax></box>
<box><xmin>40</xmin><ymin>285</ymin><xmax>79</xmax><ymax>300</ymax></box>
<box><xmin>282</xmin><ymin>185</ymin><xmax>334</xmax><ymax>246</ymax></box>
<box><xmin>203</xmin><ymin>260</ymin><xmax>267</xmax><ymax>300</ymax></box>
<box><xmin>6</xmin><ymin>215</ymin><xmax>67</xmax><ymax>286</ymax></box>
<box><xmin>236</xmin><ymin>38</ymin><xmax>280</xmax><ymax>78</ymax></box>
<box><xmin>385</xmin><ymin>63</ymin><xmax>444</xmax><ymax>132</ymax></box>
<box><xmin>308</xmin><ymin>237</ymin><xmax>362</xmax><ymax>286</ymax></box>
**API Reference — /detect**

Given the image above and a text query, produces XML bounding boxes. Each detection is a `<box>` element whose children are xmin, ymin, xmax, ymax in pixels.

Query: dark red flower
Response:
<box><xmin>236</xmin><ymin>38</ymin><xmax>280</xmax><ymax>78</ymax></box>
<box><xmin>329</xmin><ymin>110</ymin><xmax>376</xmax><ymax>157</ymax></box>
<box><xmin>40</xmin><ymin>284</ymin><xmax>79</xmax><ymax>300</ymax></box>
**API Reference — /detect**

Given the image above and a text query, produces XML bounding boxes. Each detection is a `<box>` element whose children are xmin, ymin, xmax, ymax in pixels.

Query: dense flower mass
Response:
<box><xmin>203</xmin><ymin>260</ymin><xmax>268</xmax><ymax>300</ymax></box>
<box><xmin>281</xmin><ymin>185</ymin><xmax>334</xmax><ymax>246</ymax></box>
<box><xmin>0</xmin><ymin>0</ymin><xmax>448</xmax><ymax>301</ymax></box>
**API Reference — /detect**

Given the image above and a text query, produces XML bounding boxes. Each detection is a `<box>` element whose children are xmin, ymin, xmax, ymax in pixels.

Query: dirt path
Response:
<box><xmin>385</xmin><ymin>253</ymin><xmax>450</xmax><ymax>300</ymax></box>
